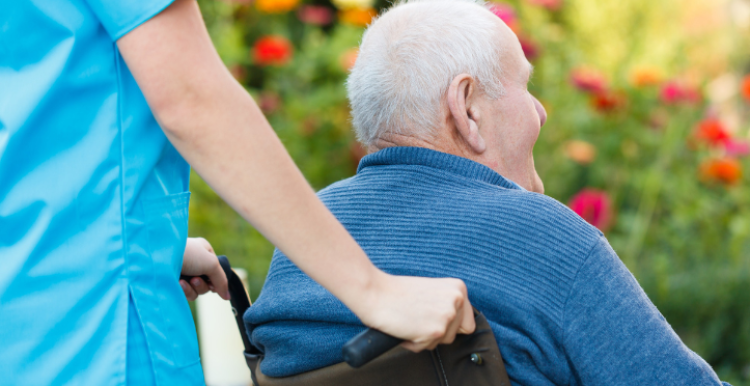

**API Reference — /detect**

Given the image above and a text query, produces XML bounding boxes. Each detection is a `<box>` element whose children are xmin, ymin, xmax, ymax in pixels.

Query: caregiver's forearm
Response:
<box><xmin>118</xmin><ymin>0</ymin><xmax>476</xmax><ymax>351</ymax></box>
<box><xmin>116</xmin><ymin>0</ymin><xmax>383</xmax><ymax>316</ymax></box>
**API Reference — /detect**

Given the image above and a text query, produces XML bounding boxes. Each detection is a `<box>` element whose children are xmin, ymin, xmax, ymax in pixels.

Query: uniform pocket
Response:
<box><xmin>142</xmin><ymin>191</ymin><xmax>201</xmax><ymax>368</ymax></box>
<box><xmin>143</xmin><ymin>192</ymin><xmax>191</xmax><ymax>277</ymax></box>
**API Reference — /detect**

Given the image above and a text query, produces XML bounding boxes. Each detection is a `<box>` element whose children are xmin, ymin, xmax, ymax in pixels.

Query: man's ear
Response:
<box><xmin>447</xmin><ymin>74</ymin><xmax>486</xmax><ymax>154</ymax></box>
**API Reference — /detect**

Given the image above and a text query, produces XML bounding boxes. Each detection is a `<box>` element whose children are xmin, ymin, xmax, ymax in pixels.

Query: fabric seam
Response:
<box><xmin>114</xmin><ymin>45</ymin><xmax>131</xmax><ymax>386</ymax></box>
<box><xmin>434</xmin><ymin>349</ymin><xmax>450</xmax><ymax>386</ymax></box>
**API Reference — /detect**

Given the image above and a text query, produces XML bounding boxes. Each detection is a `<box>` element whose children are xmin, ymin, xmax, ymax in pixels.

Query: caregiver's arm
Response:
<box><xmin>117</xmin><ymin>0</ymin><xmax>474</xmax><ymax>351</ymax></box>
<box><xmin>563</xmin><ymin>236</ymin><xmax>729</xmax><ymax>385</ymax></box>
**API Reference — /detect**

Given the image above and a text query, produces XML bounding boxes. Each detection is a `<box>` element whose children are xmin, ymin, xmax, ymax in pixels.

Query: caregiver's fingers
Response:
<box><xmin>456</xmin><ymin>296</ymin><xmax>475</xmax><ymax>335</ymax></box>
<box><xmin>190</xmin><ymin>277</ymin><xmax>210</xmax><ymax>295</ymax></box>
<box><xmin>180</xmin><ymin>279</ymin><xmax>198</xmax><ymax>301</ymax></box>
<box><xmin>439</xmin><ymin>299</ymin><xmax>466</xmax><ymax>345</ymax></box>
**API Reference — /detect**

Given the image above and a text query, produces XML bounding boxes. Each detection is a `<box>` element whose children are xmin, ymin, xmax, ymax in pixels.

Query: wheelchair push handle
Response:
<box><xmin>342</xmin><ymin>328</ymin><xmax>403</xmax><ymax>368</ymax></box>
<box><xmin>180</xmin><ymin>255</ymin><xmax>256</xmax><ymax>357</ymax></box>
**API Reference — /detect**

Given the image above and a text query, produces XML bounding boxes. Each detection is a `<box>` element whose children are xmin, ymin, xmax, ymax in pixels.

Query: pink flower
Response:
<box><xmin>519</xmin><ymin>36</ymin><xmax>540</xmax><ymax>61</ymax></box>
<box><xmin>570</xmin><ymin>67</ymin><xmax>607</xmax><ymax>94</ymax></box>
<box><xmin>724</xmin><ymin>139</ymin><xmax>750</xmax><ymax>157</ymax></box>
<box><xmin>568</xmin><ymin>189</ymin><xmax>613</xmax><ymax>232</ymax></box>
<box><xmin>659</xmin><ymin>81</ymin><xmax>682</xmax><ymax>104</ymax></box>
<box><xmin>297</xmin><ymin>5</ymin><xmax>333</xmax><ymax>25</ymax></box>
<box><xmin>526</xmin><ymin>0</ymin><xmax>562</xmax><ymax>10</ymax></box>
<box><xmin>489</xmin><ymin>3</ymin><xmax>520</xmax><ymax>33</ymax></box>
<box><xmin>660</xmin><ymin>80</ymin><xmax>701</xmax><ymax>105</ymax></box>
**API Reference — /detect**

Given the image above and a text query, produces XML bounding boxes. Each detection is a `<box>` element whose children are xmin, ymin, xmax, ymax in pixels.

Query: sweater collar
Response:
<box><xmin>357</xmin><ymin>146</ymin><xmax>524</xmax><ymax>191</ymax></box>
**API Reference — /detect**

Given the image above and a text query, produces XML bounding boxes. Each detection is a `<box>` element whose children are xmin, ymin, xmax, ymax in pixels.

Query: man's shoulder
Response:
<box><xmin>479</xmin><ymin>188</ymin><xmax>603</xmax><ymax>249</ymax></box>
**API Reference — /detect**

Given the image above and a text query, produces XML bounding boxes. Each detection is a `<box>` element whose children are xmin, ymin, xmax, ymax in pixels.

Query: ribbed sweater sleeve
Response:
<box><xmin>563</xmin><ymin>236</ymin><xmax>730</xmax><ymax>386</ymax></box>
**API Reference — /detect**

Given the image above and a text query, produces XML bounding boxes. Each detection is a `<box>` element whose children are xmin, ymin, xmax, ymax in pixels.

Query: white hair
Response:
<box><xmin>347</xmin><ymin>0</ymin><xmax>506</xmax><ymax>146</ymax></box>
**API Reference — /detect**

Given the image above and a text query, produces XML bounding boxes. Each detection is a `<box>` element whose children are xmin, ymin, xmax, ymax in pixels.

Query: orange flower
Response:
<box><xmin>694</xmin><ymin>118</ymin><xmax>730</xmax><ymax>147</ymax></box>
<box><xmin>340</xmin><ymin>48</ymin><xmax>359</xmax><ymax>72</ymax></box>
<box><xmin>742</xmin><ymin>75</ymin><xmax>750</xmax><ymax>102</ymax></box>
<box><xmin>563</xmin><ymin>140</ymin><xmax>596</xmax><ymax>164</ymax></box>
<box><xmin>256</xmin><ymin>0</ymin><xmax>299</xmax><ymax>13</ymax></box>
<box><xmin>253</xmin><ymin>36</ymin><xmax>293</xmax><ymax>66</ymax></box>
<box><xmin>629</xmin><ymin>67</ymin><xmax>662</xmax><ymax>88</ymax></box>
<box><xmin>339</xmin><ymin>7</ymin><xmax>376</xmax><ymax>26</ymax></box>
<box><xmin>700</xmin><ymin>158</ymin><xmax>742</xmax><ymax>185</ymax></box>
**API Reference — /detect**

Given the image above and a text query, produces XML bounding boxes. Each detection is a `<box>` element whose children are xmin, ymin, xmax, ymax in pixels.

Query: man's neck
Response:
<box><xmin>370</xmin><ymin>133</ymin><xmax>477</xmax><ymax>162</ymax></box>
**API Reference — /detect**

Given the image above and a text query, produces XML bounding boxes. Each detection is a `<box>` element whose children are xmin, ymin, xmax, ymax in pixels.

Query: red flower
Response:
<box><xmin>660</xmin><ymin>80</ymin><xmax>701</xmax><ymax>105</ymax></box>
<box><xmin>590</xmin><ymin>90</ymin><xmax>625</xmax><ymax>113</ymax></box>
<box><xmin>519</xmin><ymin>36</ymin><xmax>540</xmax><ymax>61</ymax></box>
<box><xmin>297</xmin><ymin>5</ymin><xmax>333</xmax><ymax>25</ymax></box>
<box><xmin>490</xmin><ymin>3</ymin><xmax>520</xmax><ymax>33</ymax></box>
<box><xmin>694</xmin><ymin>118</ymin><xmax>730</xmax><ymax>147</ymax></box>
<box><xmin>568</xmin><ymin>189</ymin><xmax>613</xmax><ymax>232</ymax></box>
<box><xmin>253</xmin><ymin>36</ymin><xmax>293</xmax><ymax>66</ymax></box>
<box><xmin>700</xmin><ymin>158</ymin><xmax>742</xmax><ymax>185</ymax></box>
<box><xmin>742</xmin><ymin>75</ymin><xmax>750</xmax><ymax>103</ymax></box>
<box><xmin>570</xmin><ymin>67</ymin><xmax>607</xmax><ymax>94</ymax></box>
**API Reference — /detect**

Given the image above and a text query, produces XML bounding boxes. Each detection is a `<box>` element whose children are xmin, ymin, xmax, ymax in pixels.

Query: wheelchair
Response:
<box><xmin>206</xmin><ymin>256</ymin><xmax>512</xmax><ymax>386</ymax></box>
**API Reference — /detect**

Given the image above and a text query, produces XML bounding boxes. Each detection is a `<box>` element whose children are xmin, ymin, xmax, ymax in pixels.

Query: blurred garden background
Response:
<box><xmin>189</xmin><ymin>0</ymin><xmax>750</xmax><ymax>382</ymax></box>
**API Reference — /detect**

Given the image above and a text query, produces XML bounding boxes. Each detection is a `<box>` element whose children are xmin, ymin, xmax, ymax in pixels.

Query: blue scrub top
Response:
<box><xmin>0</xmin><ymin>1</ymin><xmax>204</xmax><ymax>385</ymax></box>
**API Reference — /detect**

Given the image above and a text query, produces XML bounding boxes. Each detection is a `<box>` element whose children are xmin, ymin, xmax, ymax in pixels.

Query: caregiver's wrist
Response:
<box><xmin>343</xmin><ymin>268</ymin><xmax>393</xmax><ymax>328</ymax></box>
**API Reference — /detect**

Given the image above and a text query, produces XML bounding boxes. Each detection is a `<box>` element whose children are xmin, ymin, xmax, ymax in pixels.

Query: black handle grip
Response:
<box><xmin>179</xmin><ymin>274</ymin><xmax>210</xmax><ymax>283</ymax></box>
<box><xmin>180</xmin><ymin>255</ymin><xmax>257</xmax><ymax>356</ymax></box>
<box><xmin>342</xmin><ymin>328</ymin><xmax>403</xmax><ymax>368</ymax></box>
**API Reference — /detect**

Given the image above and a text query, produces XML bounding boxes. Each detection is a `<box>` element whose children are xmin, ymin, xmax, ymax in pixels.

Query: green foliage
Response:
<box><xmin>190</xmin><ymin>0</ymin><xmax>750</xmax><ymax>382</ymax></box>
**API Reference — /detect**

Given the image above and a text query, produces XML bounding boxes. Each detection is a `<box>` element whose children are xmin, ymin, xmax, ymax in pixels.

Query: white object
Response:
<box><xmin>197</xmin><ymin>268</ymin><xmax>253</xmax><ymax>386</ymax></box>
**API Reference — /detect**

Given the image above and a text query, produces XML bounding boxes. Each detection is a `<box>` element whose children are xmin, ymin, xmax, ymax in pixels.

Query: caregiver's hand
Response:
<box><xmin>180</xmin><ymin>237</ymin><xmax>230</xmax><ymax>301</ymax></box>
<box><xmin>355</xmin><ymin>273</ymin><xmax>474</xmax><ymax>352</ymax></box>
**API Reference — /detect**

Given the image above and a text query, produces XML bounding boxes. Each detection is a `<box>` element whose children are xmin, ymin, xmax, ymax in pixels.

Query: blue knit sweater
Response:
<box><xmin>244</xmin><ymin>147</ymin><xmax>728</xmax><ymax>386</ymax></box>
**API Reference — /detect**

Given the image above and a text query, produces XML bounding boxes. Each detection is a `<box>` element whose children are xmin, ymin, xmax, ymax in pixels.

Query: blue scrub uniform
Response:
<box><xmin>0</xmin><ymin>1</ymin><xmax>204</xmax><ymax>385</ymax></box>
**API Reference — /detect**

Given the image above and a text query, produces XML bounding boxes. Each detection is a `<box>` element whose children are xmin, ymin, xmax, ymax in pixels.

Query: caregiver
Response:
<box><xmin>0</xmin><ymin>1</ymin><xmax>474</xmax><ymax>385</ymax></box>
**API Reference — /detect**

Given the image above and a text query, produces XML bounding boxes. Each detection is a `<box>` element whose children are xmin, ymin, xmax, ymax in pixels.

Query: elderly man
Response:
<box><xmin>245</xmin><ymin>0</ymin><xmax>730</xmax><ymax>384</ymax></box>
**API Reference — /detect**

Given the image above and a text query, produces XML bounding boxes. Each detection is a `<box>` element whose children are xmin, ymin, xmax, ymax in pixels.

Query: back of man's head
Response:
<box><xmin>347</xmin><ymin>0</ymin><xmax>506</xmax><ymax>147</ymax></box>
